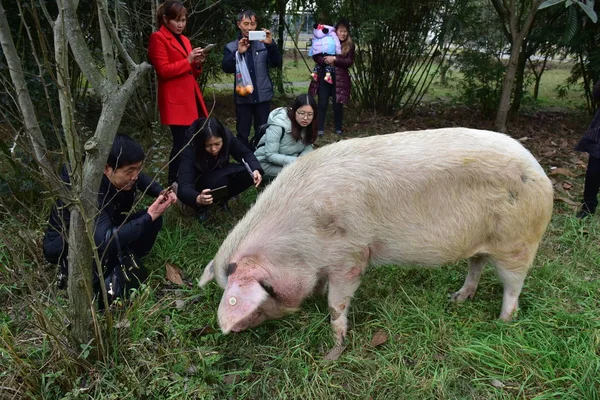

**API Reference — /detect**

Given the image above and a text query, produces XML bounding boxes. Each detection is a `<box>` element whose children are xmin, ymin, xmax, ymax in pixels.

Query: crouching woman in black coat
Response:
<box><xmin>178</xmin><ymin>117</ymin><xmax>263</xmax><ymax>219</ymax></box>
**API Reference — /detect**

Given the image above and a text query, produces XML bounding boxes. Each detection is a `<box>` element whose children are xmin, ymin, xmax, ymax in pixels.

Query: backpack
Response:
<box><xmin>250</xmin><ymin>123</ymin><xmax>286</xmax><ymax>151</ymax></box>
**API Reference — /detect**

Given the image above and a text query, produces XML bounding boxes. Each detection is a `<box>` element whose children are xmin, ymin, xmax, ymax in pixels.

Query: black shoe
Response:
<box><xmin>197</xmin><ymin>207</ymin><xmax>210</xmax><ymax>222</ymax></box>
<box><xmin>220</xmin><ymin>201</ymin><xmax>230</xmax><ymax>213</ymax></box>
<box><xmin>576</xmin><ymin>209</ymin><xmax>593</xmax><ymax>219</ymax></box>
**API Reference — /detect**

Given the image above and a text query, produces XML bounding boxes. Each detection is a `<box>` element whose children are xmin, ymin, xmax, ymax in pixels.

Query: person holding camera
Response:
<box><xmin>148</xmin><ymin>1</ymin><xmax>210</xmax><ymax>186</ymax></box>
<box><xmin>177</xmin><ymin>118</ymin><xmax>263</xmax><ymax>221</ymax></box>
<box><xmin>42</xmin><ymin>135</ymin><xmax>177</xmax><ymax>304</ymax></box>
<box><xmin>221</xmin><ymin>9</ymin><xmax>282</xmax><ymax>149</ymax></box>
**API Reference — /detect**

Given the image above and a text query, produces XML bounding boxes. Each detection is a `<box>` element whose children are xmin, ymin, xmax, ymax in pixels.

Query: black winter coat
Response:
<box><xmin>575</xmin><ymin>80</ymin><xmax>600</xmax><ymax>158</ymax></box>
<box><xmin>42</xmin><ymin>167</ymin><xmax>163</xmax><ymax>265</ymax></box>
<box><xmin>177</xmin><ymin>121</ymin><xmax>263</xmax><ymax>208</ymax></box>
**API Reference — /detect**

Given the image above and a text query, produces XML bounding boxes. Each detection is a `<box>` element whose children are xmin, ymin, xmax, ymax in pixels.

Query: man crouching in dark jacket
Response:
<box><xmin>42</xmin><ymin>134</ymin><xmax>177</xmax><ymax>302</ymax></box>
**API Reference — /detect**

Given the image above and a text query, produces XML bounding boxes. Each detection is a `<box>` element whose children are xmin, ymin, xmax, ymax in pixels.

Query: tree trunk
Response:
<box><xmin>509</xmin><ymin>39</ymin><xmax>528</xmax><ymax>117</ymax></box>
<box><xmin>97</xmin><ymin>0</ymin><xmax>118</xmax><ymax>84</ymax></box>
<box><xmin>274</xmin><ymin>0</ymin><xmax>286</xmax><ymax>96</ymax></box>
<box><xmin>0</xmin><ymin>1</ymin><xmax>53</xmax><ymax>180</ymax></box>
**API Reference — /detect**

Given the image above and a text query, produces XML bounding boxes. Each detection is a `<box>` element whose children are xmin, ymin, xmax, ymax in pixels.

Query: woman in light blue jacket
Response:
<box><xmin>254</xmin><ymin>94</ymin><xmax>319</xmax><ymax>178</ymax></box>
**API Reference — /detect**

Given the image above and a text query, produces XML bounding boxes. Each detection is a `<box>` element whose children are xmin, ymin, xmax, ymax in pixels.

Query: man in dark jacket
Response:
<box><xmin>222</xmin><ymin>9</ymin><xmax>282</xmax><ymax>149</ymax></box>
<box><xmin>43</xmin><ymin>135</ymin><xmax>177</xmax><ymax>292</ymax></box>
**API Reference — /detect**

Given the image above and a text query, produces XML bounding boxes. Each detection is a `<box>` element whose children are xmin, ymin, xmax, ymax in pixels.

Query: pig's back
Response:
<box><xmin>216</xmin><ymin>128</ymin><xmax>553</xmax><ymax>283</ymax></box>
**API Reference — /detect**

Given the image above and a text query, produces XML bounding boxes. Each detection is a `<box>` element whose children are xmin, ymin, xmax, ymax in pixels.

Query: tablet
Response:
<box><xmin>208</xmin><ymin>185</ymin><xmax>228</xmax><ymax>202</ymax></box>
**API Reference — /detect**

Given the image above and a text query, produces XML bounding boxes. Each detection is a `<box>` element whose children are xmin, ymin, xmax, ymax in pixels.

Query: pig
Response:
<box><xmin>199</xmin><ymin>128</ymin><xmax>554</xmax><ymax>344</ymax></box>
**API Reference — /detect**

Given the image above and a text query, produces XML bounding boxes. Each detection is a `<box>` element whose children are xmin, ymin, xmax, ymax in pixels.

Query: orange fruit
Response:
<box><xmin>246</xmin><ymin>85</ymin><xmax>254</xmax><ymax>94</ymax></box>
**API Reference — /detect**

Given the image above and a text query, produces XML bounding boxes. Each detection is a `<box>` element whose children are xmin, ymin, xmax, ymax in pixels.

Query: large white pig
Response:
<box><xmin>199</xmin><ymin>128</ymin><xmax>554</xmax><ymax>344</ymax></box>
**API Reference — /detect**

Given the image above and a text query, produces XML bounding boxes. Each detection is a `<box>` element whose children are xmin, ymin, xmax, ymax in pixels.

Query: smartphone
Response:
<box><xmin>248</xmin><ymin>30</ymin><xmax>266</xmax><ymax>41</ymax></box>
<box><xmin>207</xmin><ymin>185</ymin><xmax>228</xmax><ymax>202</ymax></box>
<box><xmin>201</xmin><ymin>43</ymin><xmax>215</xmax><ymax>53</ymax></box>
<box><xmin>241</xmin><ymin>158</ymin><xmax>254</xmax><ymax>178</ymax></box>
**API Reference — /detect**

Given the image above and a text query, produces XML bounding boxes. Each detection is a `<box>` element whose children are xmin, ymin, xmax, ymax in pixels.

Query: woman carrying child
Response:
<box><xmin>309</xmin><ymin>18</ymin><xmax>355</xmax><ymax>136</ymax></box>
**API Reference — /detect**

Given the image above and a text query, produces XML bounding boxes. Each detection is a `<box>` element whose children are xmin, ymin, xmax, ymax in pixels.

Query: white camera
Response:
<box><xmin>248</xmin><ymin>30</ymin><xmax>266</xmax><ymax>41</ymax></box>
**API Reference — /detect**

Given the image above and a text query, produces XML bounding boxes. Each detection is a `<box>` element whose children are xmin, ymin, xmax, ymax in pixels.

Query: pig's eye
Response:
<box><xmin>259</xmin><ymin>281</ymin><xmax>277</xmax><ymax>298</ymax></box>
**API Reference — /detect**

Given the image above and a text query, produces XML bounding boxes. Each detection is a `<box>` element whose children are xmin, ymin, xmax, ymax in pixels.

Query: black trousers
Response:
<box><xmin>582</xmin><ymin>154</ymin><xmax>600</xmax><ymax>213</ymax></box>
<box><xmin>169</xmin><ymin>125</ymin><xmax>190</xmax><ymax>185</ymax></box>
<box><xmin>192</xmin><ymin>164</ymin><xmax>254</xmax><ymax>210</ymax></box>
<box><xmin>235</xmin><ymin>102</ymin><xmax>271</xmax><ymax>149</ymax></box>
<box><xmin>317</xmin><ymin>76</ymin><xmax>343</xmax><ymax>133</ymax></box>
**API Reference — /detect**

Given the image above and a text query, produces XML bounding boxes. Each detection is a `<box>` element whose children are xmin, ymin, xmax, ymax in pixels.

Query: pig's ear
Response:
<box><xmin>218</xmin><ymin>279</ymin><xmax>268</xmax><ymax>334</ymax></box>
<box><xmin>198</xmin><ymin>260</ymin><xmax>215</xmax><ymax>287</ymax></box>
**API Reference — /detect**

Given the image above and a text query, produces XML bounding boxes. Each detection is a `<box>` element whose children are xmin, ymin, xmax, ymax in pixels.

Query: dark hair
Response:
<box><xmin>188</xmin><ymin>117</ymin><xmax>230</xmax><ymax>173</ymax></box>
<box><xmin>287</xmin><ymin>94</ymin><xmax>318</xmax><ymax>145</ymax></box>
<box><xmin>335</xmin><ymin>18</ymin><xmax>353</xmax><ymax>55</ymax></box>
<box><xmin>237</xmin><ymin>9</ymin><xmax>257</xmax><ymax>23</ymax></box>
<box><xmin>157</xmin><ymin>1</ymin><xmax>186</xmax><ymax>28</ymax></box>
<box><xmin>107</xmin><ymin>134</ymin><xmax>145</xmax><ymax>169</ymax></box>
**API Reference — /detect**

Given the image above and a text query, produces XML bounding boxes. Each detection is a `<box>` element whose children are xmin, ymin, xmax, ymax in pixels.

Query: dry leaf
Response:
<box><xmin>165</xmin><ymin>263</ymin><xmax>184</xmax><ymax>285</ymax></box>
<box><xmin>491</xmin><ymin>379</ymin><xmax>505</xmax><ymax>388</ymax></box>
<box><xmin>115</xmin><ymin>319</ymin><xmax>130</xmax><ymax>329</ymax></box>
<box><xmin>518</xmin><ymin>136</ymin><xmax>529</xmax><ymax>142</ymax></box>
<box><xmin>549</xmin><ymin>168</ymin><xmax>574</xmax><ymax>177</ymax></box>
<box><xmin>223</xmin><ymin>374</ymin><xmax>239</xmax><ymax>385</ymax></box>
<box><xmin>189</xmin><ymin>325</ymin><xmax>217</xmax><ymax>337</ymax></box>
<box><xmin>370</xmin><ymin>330</ymin><xmax>389</xmax><ymax>347</ymax></box>
<box><xmin>562</xmin><ymin>181</ymin><xmax>573</xmax><ymax>190</ymax></box>
<box><xmin>175</xmin><ymin>300</ymin><xmax>186</xmax><ymax>309</ymax></box>
<box><xmin>324</xmin><ymin>345</ymin><xmax>346</xmax><ymax>361</ymax></box>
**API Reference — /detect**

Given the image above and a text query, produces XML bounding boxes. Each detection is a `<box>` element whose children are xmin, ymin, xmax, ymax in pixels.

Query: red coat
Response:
<box><xmin>148</xmin><ymin>26</ymin><xmax>208</xmax><ymax>126</ymax></box>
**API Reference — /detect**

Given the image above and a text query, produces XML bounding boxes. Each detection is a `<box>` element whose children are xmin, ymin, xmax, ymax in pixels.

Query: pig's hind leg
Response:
<box><xmin>450</xmin><ymin>255</ymin><xmax>489</xmax><ymax>302</ymax></box>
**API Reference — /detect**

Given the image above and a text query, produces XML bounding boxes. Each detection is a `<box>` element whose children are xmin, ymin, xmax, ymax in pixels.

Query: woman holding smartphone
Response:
<box><xmin>177</xmin><ymin>118</ymin><xmax>263</xmax><ymax>221</ymax></box>
<box><xmin>148</xmin><ymin>1</ymin><xmax>209</xmax><ymax>186</ymax></box>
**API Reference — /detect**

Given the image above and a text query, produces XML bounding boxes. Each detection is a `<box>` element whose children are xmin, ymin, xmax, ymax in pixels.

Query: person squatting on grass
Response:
<box><xmin>177</xmin><ymin>117</ymin><xmax>263</xmax><ymax>222</ymax></box>
<box><xmin>42</xmin><ymin>135</ymin><xmax>177</xmax><ymax>303</ymax></box>
<box><xmin>253</xmin><ymin>94</ymin><xmax>318</xmax><ymax>179</ymax></box>
<box><xmin>308</xmin><ymin>18</ymin><xmax>355</xmax><ymax>137</ymax></box>
<box><xmin>221</xmin><ymin>9</ymin><xmax>282</xmax><ymax>150</ymax></box>
<box><xmin>148</xmin><ymin>1</ymin><xmax>209</xmax><ymax>185</ymax></box>
<box><xmin>575</xmin><ymin>79</ymin><xmax>600</xmax><ymax>218</ymax></box>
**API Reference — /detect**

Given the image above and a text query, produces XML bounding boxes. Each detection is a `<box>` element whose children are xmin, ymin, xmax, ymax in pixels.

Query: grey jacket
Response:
<box><xmin>254</xmin><ymin>107</ymin><xmax>313</xmax><ymax>167</ymax></box>
<box><xmin>222</xmin><ymin>37</ymin><xmax>282</xmax><ymax>105</ymax></box>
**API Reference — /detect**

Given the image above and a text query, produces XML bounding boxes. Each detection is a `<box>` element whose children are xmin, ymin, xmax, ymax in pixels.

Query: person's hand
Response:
<box><xmin>194</xmin><ymin>51</ymin><xmax>206</xmax><ymax>65</ymax></box>
<box><xmin>187</xmin><ymin>47</ymin><xmax>203</xmax><ymax>64</ymax></box>
<box><xmin>196</xmin><ymin>188</ymin><xmax>213</xmax><ymax>206</ymax></box>
<box><xmin>262</xmin><ymin>29</ymin><xmax>273</xmax><ymax>45</ymax></box>
<box><xmin>147</xmin><ymin>193</ymin><xmax>176</xmax><ymax>221</ymax></box>
<box><xmin>324</xmin><ymin>56</ymin><xmax>336</xmax><ymax>65</ymax></box>
<box><xmin>158</xmin><ymin>186</ymin><xmax>178</xmax><ymax>204</ymax></box>
<box><xmin>252</xmin><ymin>170</ymin><xmax>262</xmax><ymax>187</ymax></box>
<box><xmin>237</xmin><ymin>37</ymin><xmax>250</xmax><ymax>54</ymax></box>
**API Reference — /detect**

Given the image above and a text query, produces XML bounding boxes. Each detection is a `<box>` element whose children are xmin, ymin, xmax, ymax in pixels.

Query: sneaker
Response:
<box><xmin>318</xmin><ymin>131</ymin><xmax>324</xmax><ymax>137</ymax></box>
<box><xmin>335</xmin><ymin>130</ymin><xmax>343</xmax><ymax>135</ymax></box>
<box><xmin>197</xmin><ymin>207</ymin><xmax>210</xmax><ymax>222</ymax></box>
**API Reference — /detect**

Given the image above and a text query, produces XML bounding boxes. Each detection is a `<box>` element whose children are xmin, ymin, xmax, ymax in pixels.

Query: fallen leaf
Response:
<box><xmin>165</xmin><ymin>263</ymin><xmax>184</xmax><ymax>285</ymax></box>
<box><xmin>549</xmin><ymin>168</ymin><xmax>575</xmax><ymax>177</ymax></box>
<box><xmin>115</xmin><ymin>319</ymin><xmax>130</xmax><ymax>329</ymax></box>
<box><xmin>189</xmin><ymin>325</ymin><xmax>217</xmax><ymax>337</ymax></box>
<box><xmin>175</xmin><ymin>300</ymin><xmax>185</xmax><ymax>309</ymax></box>
<box><xmin>223</xmin><ymin>374</ymin><xmax>240</xmax><ymax>385</ymax></box>
<box><xmin>324</xmin><ymin>345</ymin><xmax>346</xmax><ymax>361</ymax></box>
<box><xmin>562</xmin><ymin>181</ymin><xmax>573</xmax><ymax>190</ymax></box>
<box><xmin>518</xmin><ymin>136</ymin><xmax>529</xmax><ymax>142</ymax></box>
<box><xmin>491</xmin><ymin>379</ymin><xmax>505</xmax><ymax>388</ymax></box>
<box><xmin>370</xmin><ymin>330</ymin><xmax>388</xmax><ymax>347</ymax></box>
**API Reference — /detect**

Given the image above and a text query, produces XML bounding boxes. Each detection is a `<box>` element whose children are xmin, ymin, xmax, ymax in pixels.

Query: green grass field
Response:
<box><xmin>1</xmin><ymin>60</ymin><xmax>599</xmax><ymax>399</ymax></box>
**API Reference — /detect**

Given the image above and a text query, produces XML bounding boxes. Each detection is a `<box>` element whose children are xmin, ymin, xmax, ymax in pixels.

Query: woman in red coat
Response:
<box><xmin>148</xmin><ymin>1</ymin><xmax>209</xmax><ymax>185</ymax></box>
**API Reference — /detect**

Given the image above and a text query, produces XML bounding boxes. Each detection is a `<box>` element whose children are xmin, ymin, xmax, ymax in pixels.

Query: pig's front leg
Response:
<box><xmin>327</xmin><ymin>269</ymin><xmax>362</xmax><ymax>345</ymax></box>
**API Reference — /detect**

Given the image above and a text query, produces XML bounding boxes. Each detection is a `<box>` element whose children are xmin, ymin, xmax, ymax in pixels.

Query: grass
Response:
<box><xmin>2</xmin><ymin>60</ymin><xmax>600</xmax><ymax>399</ymax></box>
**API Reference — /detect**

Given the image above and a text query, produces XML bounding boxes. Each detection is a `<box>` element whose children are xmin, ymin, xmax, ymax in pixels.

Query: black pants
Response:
<box><xmin>236</xmin><ymin>102</ymin><xmax>271</xmax><ymax>149</ymax></box>
<box><xmin>582</xmin><ymin>154</ymin><xmax>600</xmax><ymax>213</ymax></box>
<box><xmin>169</xmin><ymin>125</ymin><xmax>190</xmax><ymax>185</ymax></box>
<box><xmin>317</xmin><ymin>76</ymin><xmax>343</xmax><ymax>133</ymax></box>
<box><xmin>192</xmin><ymin>164</ymin><xmax>254</xmax><ymax>210</ymax></box>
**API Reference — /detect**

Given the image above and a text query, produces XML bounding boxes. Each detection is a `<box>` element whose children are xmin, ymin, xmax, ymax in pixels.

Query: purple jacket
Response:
<box><xmin>309</xmin><ymin>42</ymin><xmax>355</xmax><ymax>104</ymax></box>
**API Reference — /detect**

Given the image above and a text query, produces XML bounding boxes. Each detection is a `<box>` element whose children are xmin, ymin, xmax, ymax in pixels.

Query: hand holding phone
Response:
<box><xmin>248</xmin><ymin>30</ymin><xmax>266</xmax><ymax>41</ymax></box>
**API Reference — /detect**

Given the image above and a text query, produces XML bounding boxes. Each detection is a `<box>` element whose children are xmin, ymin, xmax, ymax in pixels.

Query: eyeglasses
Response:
<box><xmin>296</xmin><ymin>110</ymin><xmax>314</xmax><ymax>119</ymax></box>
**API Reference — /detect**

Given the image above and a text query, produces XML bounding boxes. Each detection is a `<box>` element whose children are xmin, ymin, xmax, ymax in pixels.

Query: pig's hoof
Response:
<box><xmin>449</xmin><ymin>288</ymin><xmax>476</xmax><ymax>302</ymax></box>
